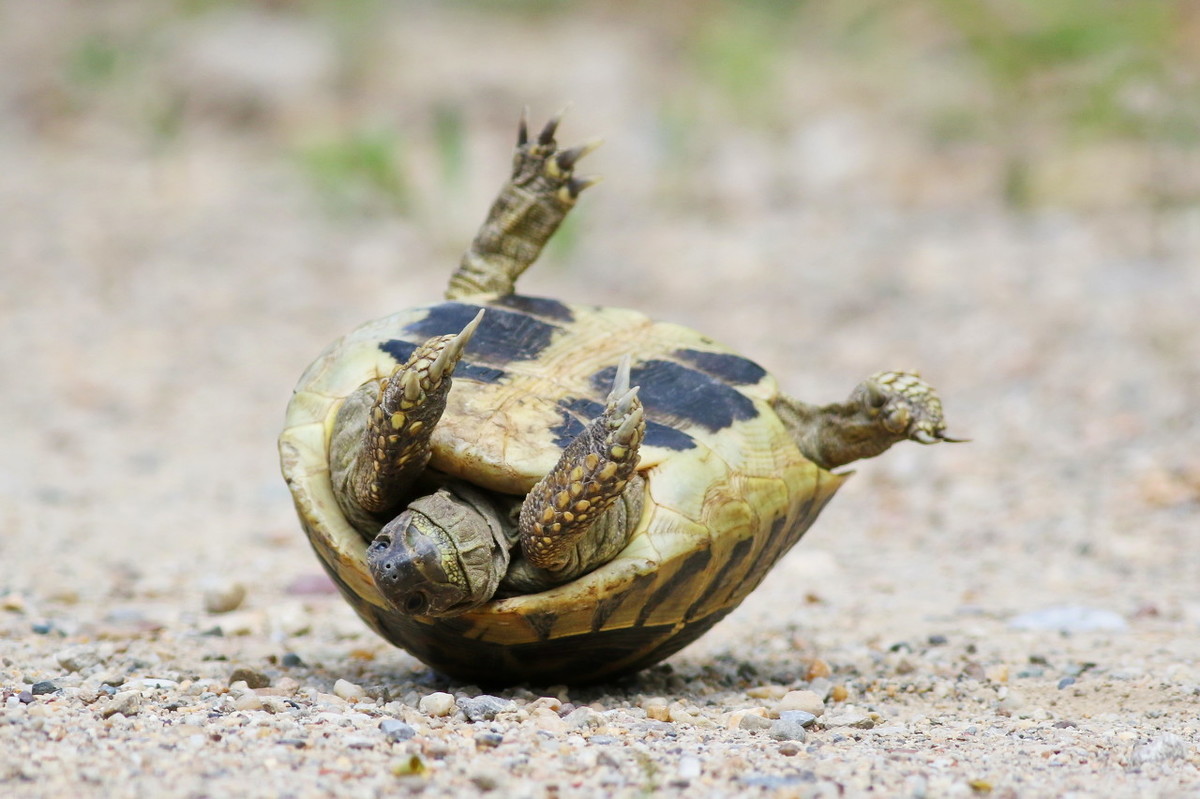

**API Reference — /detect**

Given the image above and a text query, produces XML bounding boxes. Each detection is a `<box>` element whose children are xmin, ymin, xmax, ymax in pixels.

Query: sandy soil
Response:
<box><xmin>2</xmin><ymin>3</ymin><xmax>1198</xmax><ymax>797</ymax></box>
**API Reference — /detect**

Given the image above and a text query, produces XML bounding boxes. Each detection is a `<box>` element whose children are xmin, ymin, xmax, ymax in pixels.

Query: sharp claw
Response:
<box><xmin>517</xmin><ymin>107</ymin><xmax>530</xmax><ymax>147</ymax></box>
<box><xmin>430</xmin><ymin>310</ymin><xmax>484</xmax><ymax>381</ymax></box>
<box><xmin>555</xmin><ymin>138</ymin><xmax>603</xmax><ymax>171</ymax></box>
<box><xmin>538</xmin><ymin>111</ymin><xmax>564</xmax><ymax>146</ymax></box>
<box><xmin>566</xmin><ymin>175</ymin><xmax>601</xmax><ymax>198</ymax></box>
<box><xmin>913</xmin><ymin>428</ymin><xmax>969</xmax><ymax>445</ymax></box>
<box><xmin>912</xmin><ymin>429</ymin><xmax>938</xmax><ymax>445</ymax></box>
<box><xmin>609</xmin><ymin>355</ymin><xmax>632</xmax><ymax>401</ymax></box>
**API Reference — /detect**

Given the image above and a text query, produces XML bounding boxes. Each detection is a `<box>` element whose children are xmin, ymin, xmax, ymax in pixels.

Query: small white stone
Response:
<box><xmin>333</xmin><ymin>679</ymin><xmax>366</xmax><ymax>701</ymax></box>
<box><xmin>775</xmin><ymin>690</ymin><xmax>825</xmax><ymax>718</ymax></box>
<box><xmin>418</xmin><ymin>691</ymin><xmax>456</xmax><ymax>717</ymax></box>
<box><xmin>202</xmin><ymin>579</ymin><xmax>247</xmax><ymax>614</ymax></box>
<box><xmin>678</xmin><ymin>755</ymin><xmax>702</xmax><ymax>780</ymax></box>
<box><xmin>234</xmin><ymin>693</ymin><xmax>264</xmax><ymax>711</ymax></box>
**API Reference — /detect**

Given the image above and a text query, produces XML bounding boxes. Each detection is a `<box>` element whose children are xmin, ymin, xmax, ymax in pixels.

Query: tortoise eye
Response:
<box><xmin>370</xmin><ymin>533</ymin><xmax>393</xmax><ymax>552</ymax></box>
<box><xmin>404</xmin><ymin>593</ymin><xmax>428</xmax><ymax>614</ymax></box>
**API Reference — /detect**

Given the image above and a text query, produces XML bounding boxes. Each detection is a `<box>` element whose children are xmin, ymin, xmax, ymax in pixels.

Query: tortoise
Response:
<box><xmin>279</xmin><ymin>112</ymin><xmax>956</xmax><ymax>685</ymax></box>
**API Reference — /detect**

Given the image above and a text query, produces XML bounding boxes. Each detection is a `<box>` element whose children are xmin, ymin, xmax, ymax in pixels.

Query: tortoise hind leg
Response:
<box><xmin>513</xmin><ymin>357</ymin><xmax>646</xmax><ymax>586</ymax></box>
<box><xmin>330</xmin><ymin>311</ymin><xmax>483</xmax><ymax>536</ymax></box>
<box><xmin>774</xmin><ymin>371</ymin><xmax>963</xmax><ymax>471</ymax></box>
<box><xmin>446</xmin><ymin>110</ymin><xmax>601</xmax><ymax>300</ymax></box>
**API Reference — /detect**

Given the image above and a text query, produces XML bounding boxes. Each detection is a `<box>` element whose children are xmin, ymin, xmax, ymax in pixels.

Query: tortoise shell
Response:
<box><xmin>280</xmin><ymin>294</ymin><xmax>847</xmax><ymax>685</ymax></box>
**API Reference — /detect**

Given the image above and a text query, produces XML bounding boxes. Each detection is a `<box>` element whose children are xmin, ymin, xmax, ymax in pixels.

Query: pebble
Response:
<box><xmin>56</xmin><ymin>646</ymin><xmax>101</xmax><ymax>673</ymax></box>
<box><xmin>30</xmin><ymin>681</ymin><xmax>58</xmax><ymax>695</ymax></box>
<box><xmin>1</xmin><ymin>591</ymin><xmax>27</xmax><ymax>611</ymax></box>
<box><xmin>380</xmin><ymin>719</ymin><xmax>416</xmax><ymax>742</ymax></box>
<box><xmin>135</xmin><ymin>678</ymin><xmax>180</xmax><ymax>690</ymax></box>
<box><xmin>564</xmin><ymin>706</ymin><xmax>601</xmax><ymax>729</ymax></box>
<box><xmin>333</xmin><ymin>679</ymin><xmax>366</xmax><ymax>701</ymax></box>
<box><xmin>739</xmin><ymin>713</ymin><xmax>773</xmax><ymax>732</ymax></box>
<box><xmin>677</xmin><ymin>755</ymin><xmax>702</xmax><ymax>780</ymax></box>
<box><xmin>285</xmin><ymin>573</ymin><xmax>338</xmax><ymax>595</ymax></box>
<box><xmin>457</xmin><ymin>694</ymin><xmax>516</xmax><ymax>721</ymax></box>
<box><xmin>808</xmin><ymin>678</ymin><xmax>834</xmax><ymax>700</ymax></box>
<box><xmin>474</xmin><ymin>730</ymin><xmax>504</xmax><ymax>748</ymax></box>
<box><xmin>769</xmin><ymin>717</ymin><xmax>809</xmax><ymax>742</ymax></box>
<box><xmin>747</xmin><ymin>685</ymin><xmax>788</xmax><ymax>700</ymax></box>
<box><xmin>643</xmin><ymin>697</ymin><xmax>670</xmax><ymax>722</ymax></box>
<box><xmin>1008</xmin><ymin>605</ymin><xmax>1128</xmax><ymax>633</ymax></box>
<box><xmin>822</xmin><ymin>708</ymin><xmax>875</xmax><ymax>729</ymax></box>
<box><xmin>101</xmin><ymin>691</ymin><xmax>141</xmax><ymax>719</ymax></box>
<box><xmin>1129</xmin><ymin>733</ymin><xmax>1188</xmax><ymax>766</ymax></box>
<box><xmin>776</xmin><ymin>690</ymin><xmax>825</xmax><ymax>717</ymax></box>
<box><xmin>1057</xmin><ymin>677</ymin><xmax>1076</xmax><ymax>690</ymax></box>
<box><xmin>806</xmin><ymin>658</ymin><xmax>832</xmax><ymax>680</ymax></box>
<box><xmin>779</xmin><ymin>710</ymin><xmax>817</xmax><ymax>727</ymax></box>
<box><xmin>419</xmin><ymin>692</ymin><xmax>456</xmax><ymax>717</ymax></box>
<box><xmin>281</xmin><ymin>653</ymin><xmax>305</xmax><ymax>668</ymax></box>
<box><xmin>234</xmin><ymin>693</ymin><xmax>264</xmax><ymax>711</ymax></box>
<box><xmin>470</xmin><ymin>769</ymin><xmax>505</xmax><ymax>790</ymax></box>
<box><xmin>202</xmin><ymin>580</ymin><xmax>247</xmax><ymax>614</ymax></box>
<box><xmin>229</xmin><ymin>668</ymin><xmax>271</xmax><ymax>689</ymax></box>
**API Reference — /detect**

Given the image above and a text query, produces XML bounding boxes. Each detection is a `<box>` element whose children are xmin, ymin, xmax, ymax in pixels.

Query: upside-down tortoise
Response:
<box><xmin>279</xmin><ymin>112</ymin><xmax>956</xmax><ymax>685</ymax></box>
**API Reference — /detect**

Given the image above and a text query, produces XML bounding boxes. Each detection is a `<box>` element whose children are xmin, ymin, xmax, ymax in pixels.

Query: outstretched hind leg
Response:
<box><xmin>446</xmin><ymin>109</ymin><xmax>601</xmax><ymax>300</ymax></box>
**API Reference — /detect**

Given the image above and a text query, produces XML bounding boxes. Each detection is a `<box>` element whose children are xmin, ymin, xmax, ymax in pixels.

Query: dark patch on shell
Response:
<box><xmin>593</xmin><ymin>360</ymin><xmax>759</xmax><ymax>434</ymax></box>
<box><xmin>636</xmin><ymin>547</ymin><xmax>713</xmax><ymax>627</ymax></box>
<box><xmin>554</xmin><ymin>397</ymin><xmax>696</xmax><ymax>452</ymax></box>
<box><xmin>523</xmin><ymin>610</ymin><xmax>558</xmax><ymax>641</ymax></box>
<box><xmin>406</xmin><ymin>302</ymin><xmax>561</xmax><ymax>365</ymax></box>
<box><xmin>491</xmin><ymin>294</ymin><xmax>575</xmax><ymax>322</ymax></box>
<box><xmin>674</xmin><ymin>348</ymin><xmax>767</xmax><ymax>386</ymax></box>
<box><xmin>684</xmin><ymin>536</ymin><xmax>754</xmax><ymax>622</ymax></box>
<box><xmin>590</xmin><ymin>591</ymin><xmax>629</xmax><ymax>633</ymax></box>
<box><xmin>379</xmin><ymin>339</ymin><xmax>508</xmax><ymax>384</ymax></box>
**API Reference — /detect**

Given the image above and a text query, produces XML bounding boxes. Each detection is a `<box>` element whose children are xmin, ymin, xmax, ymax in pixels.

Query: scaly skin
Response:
<box><xmin>329</xmin><ymin>312</ymin><xmax>482</xmax><ymax>532</ymax></box>
<box><xmin>446</xmin><ymin>109</ymin><xmax>600</xmax><ymax>300</ymax></box>
<box><xmin>774</xmin><ymin>371</ymin><xmax>962</xmax><ymax>471</ymax></box>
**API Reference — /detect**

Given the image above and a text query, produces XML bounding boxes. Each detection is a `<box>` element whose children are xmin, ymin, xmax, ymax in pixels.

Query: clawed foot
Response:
<box><xmin>512</xmin><ymin>108</ymin><xmax>602</xmax><ymax>204</ymax></box>
<box><xmin>854</xmin><ymin>371</ymin><xmax>963</xmax><ymax>446</ymax></box>
<box><xmin>446</xmin><ymin>109</ymin><xmax>602</xmax><ymax>300</ymax></box>
<box><xmin>332</xmin><ymin>311</ymin><xmax>484</xmax><ymax>523</ymax></box>
<box><xmin>518</xmin><ymin>355</ymin><xmax>645</xmax><ymax>574</ymax></box>
<box><xmin>781</xmin><ymin>370</ymin><xmax>963</xmax><ymax>471</ymax></box>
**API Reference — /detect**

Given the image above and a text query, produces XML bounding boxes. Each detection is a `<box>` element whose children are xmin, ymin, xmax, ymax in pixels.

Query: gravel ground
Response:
<box><xmin>2</xmin><ymin>3</ymin><xmax>1199</xmax><ymax>797</ymax></box>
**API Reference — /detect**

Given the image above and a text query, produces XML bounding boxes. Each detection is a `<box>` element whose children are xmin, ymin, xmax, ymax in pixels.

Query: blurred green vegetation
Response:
<box><xmin>50</xmin><ymin>0</ymin><xmax>1200</xmax><ymax>209</ymax></box>
<box><xmin>296</xmin><ymin>128</ymin><xmax>410</xmax><ymax>215</ymax></box>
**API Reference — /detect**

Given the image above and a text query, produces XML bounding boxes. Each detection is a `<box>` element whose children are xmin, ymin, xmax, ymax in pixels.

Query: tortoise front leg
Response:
<box><xmin>330</xmin><ymin>311</ymin><xmax>483</xmax><ymax>536</ymax></box>
<box><xmin>446</xmin><ymin>110</ymin><xmax>600</xmax><ymax>300</ymax></box>
<box><xmin>775</xmin><ymin>371</ymin><xmax>963</xmax><ymax>471</ymax></box>
<box><xmin>515</xmin><ymin>357</ymin><xmax>646</xmax><ymax>584</ymax></box>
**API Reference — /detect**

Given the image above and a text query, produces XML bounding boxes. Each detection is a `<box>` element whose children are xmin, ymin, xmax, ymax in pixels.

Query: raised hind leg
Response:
<box><xmin>446</xmin><ymin>109</ymin><xmax>601</xmax><ymax>300</ymax></box>
<box><xmin>775</xmin><ymin>371</ymin><xmax>963</xmax><ymax>471</ymax></box>
<box><xmin>330</xmin><ymin>311</ymin><xmax>483</xmax><ymax>535</ymax></box>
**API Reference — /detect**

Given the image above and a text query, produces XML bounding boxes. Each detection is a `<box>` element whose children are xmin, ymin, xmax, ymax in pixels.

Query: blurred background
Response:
<box><xmin>2</xmin><ymin>0</ymin><xmax>1199</xmax><ymax>661</ymax></box>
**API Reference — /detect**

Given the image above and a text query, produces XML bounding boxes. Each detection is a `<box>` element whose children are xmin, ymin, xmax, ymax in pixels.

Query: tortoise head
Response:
<box><xmin>366</xmin><ymin>488</ymin><xmax>508</xmax><ymax>617</ymax></box>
